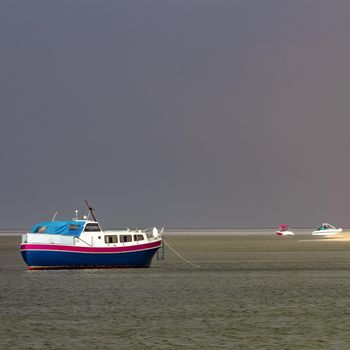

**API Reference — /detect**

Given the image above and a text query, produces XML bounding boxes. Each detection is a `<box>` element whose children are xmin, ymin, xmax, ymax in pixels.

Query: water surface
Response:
<box><xmin>1</xmin><ymin>233</ymin><xmax>350</xmax><ymax>349</ymax></box>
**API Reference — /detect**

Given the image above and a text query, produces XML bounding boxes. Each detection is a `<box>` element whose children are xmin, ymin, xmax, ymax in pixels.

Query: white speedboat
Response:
<box><xmin>276</xmin><ymin>224</ymin><xmax>294</xmax><ymax>236</ymax></box>
<box><xmin>312</xmin><ymin>223</ymin><xmax>342</xmax><ymax>236</ymax></box>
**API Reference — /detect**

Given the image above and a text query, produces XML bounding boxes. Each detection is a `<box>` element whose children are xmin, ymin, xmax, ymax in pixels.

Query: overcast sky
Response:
<box><xmin>1</xmin><ymin>1</ymin><xmax>350</xmax><ymax>229</ymax></box>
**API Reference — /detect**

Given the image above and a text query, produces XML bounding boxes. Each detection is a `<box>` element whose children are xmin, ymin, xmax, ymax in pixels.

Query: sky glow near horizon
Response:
<box><xmin>1</xmin><ymin>1</ymin><xmax>350</xmax><ymax>228</ymax></box>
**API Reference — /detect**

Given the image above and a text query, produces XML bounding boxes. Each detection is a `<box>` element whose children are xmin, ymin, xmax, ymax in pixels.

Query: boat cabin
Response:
<box><xmin>23</xmin><ymin>220</ymin><xmax>158</xmax><ymax>247</ymax></box>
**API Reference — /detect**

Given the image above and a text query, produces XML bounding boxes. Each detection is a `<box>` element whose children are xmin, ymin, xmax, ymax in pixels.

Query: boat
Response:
<box><xmin>276</xmin><ymin>224</ymin><xmax>294</xmax><ymax>236</ymax></box>
<box><xmin>20</xmin><ymin>202</ymin><xmax>163</xmax><ymax>270</ymax></box>
<box><xmin>312</xmin><ymin>223</ymin><xmax>342</xmax><ymax>236</ymax></box>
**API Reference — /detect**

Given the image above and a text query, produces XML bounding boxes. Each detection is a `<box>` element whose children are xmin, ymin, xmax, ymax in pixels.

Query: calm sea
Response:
<box><xmin>1</xmin><ymin>232</ymin><xmax>350</xmax><ymax>349</ymax></box>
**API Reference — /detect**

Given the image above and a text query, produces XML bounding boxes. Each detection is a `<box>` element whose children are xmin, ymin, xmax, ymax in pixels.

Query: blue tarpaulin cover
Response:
<box><xmin>31</xmin><ymin>221</ymin><xmax>84</xmax><ymax>236</ymax></box>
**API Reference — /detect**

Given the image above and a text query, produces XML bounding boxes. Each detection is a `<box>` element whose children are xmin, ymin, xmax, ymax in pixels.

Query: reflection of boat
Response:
<box><xmin>20</xmin><ymin>203</ymin><xmax>163</xmax><ymax>270</ymax></box>
<box><xmin>276</xmin><ymin>224</ymin><xmax>294</xmax><ymax>236</ymax></box>
<box><xmin>312</xmin><ymin>223</ymin><xmax>342</xmax><ymax>236</ymax></box>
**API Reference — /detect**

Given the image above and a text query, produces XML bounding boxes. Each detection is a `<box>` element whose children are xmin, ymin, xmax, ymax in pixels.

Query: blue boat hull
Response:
<box><xmin>21</xmin><ymin>247</ymin><xmax>159</xmax><ymax>269</ymax></box>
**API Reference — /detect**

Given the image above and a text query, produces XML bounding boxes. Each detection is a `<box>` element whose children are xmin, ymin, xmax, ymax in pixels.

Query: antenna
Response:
<box><xmin>51</xmin><ymin>211</ymin><xmax>58</xmax><ymax>222</ymax></box>
<box><xmin>85</xmin><ymin>200</ymin><xmax>97</xmax><ymax>222</ymax></box>
<box><xmin>75</xmin><ymin>210</ymin><xmax>78</xmax><ymax>220</ymax></box>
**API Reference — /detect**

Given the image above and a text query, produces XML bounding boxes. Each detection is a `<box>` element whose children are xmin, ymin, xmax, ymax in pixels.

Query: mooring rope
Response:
<box><xmin>163</xmin><ymin>238</ymin><xmax>200</xmax><ymax>268</ymax></box>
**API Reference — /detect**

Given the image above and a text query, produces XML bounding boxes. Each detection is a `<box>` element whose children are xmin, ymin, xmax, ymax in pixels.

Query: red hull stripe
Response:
<box><xmin>28</xmin><ymin>265</ymin><xmax>148</xmax><ymax>270</ymax></box>
<box><xmin>20</xmin><ymin>240</ymin><xmax>162</xmax><ymax>254</ymax></box>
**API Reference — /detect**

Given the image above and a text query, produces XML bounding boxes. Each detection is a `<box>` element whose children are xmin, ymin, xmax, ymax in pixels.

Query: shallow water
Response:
<box><xmin>2</xmin><ymin>234</ymin><xmax>350</xmax><ymax>349</ymax></box>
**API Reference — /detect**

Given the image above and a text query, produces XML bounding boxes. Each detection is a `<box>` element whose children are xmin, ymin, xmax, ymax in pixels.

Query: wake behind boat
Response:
<box><xmin>20</xmin><ymin>202</ymin><xmax>163</xmax><ymax>270</ymax></box>
<box><xmin>312</xmin><ymin>223</ymin><xmax>342</xmax><ymax>236</ymax></box>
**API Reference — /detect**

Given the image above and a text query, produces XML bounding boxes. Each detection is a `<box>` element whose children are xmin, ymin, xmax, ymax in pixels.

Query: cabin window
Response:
<box><xmin>69</xmin><ymin>224</ymin><xmax>80</xmax><ymax>231</ymax></box>
<box><xmin>120</xmin><ymin>235</ymin><xmax>132</xmax><ymax>243</ymax></box>
<box><xmin>35</xmin><ymin>226</ymin><xmax>47</xmax><ymax>233</ymax></box>
<box><xmin>104</xmin><ymin>235</ymin><xmax>118</xmax><ymax>243</ymax></box>
<box><xmin>133</xmin><ymin>234</ymin><xmax>144</xmax><ymax>241</ymax></box>
<box><xmin>84</xmin><ymin>223</ymin><xmax>101</xmax><ymax>232</ymax></box>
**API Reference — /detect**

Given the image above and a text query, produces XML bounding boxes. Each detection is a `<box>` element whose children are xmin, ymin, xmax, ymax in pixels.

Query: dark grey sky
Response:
<box><xmin>1</xmin><ymin>1</ymin><xmax>350</xmax><ymax>228</ymax></box>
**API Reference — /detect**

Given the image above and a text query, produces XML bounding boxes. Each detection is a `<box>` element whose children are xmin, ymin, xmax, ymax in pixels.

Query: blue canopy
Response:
<box><xmin>31</xmin><ymin>221</ymin><xmax>85</xmax><ymax>237</ymax></box>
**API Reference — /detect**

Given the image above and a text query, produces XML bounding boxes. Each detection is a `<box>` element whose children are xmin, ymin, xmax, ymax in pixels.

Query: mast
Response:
<box><xmin>85</xmin><ymin>200</ymin><xmax>97</xmax><ymax>222</ymax></box>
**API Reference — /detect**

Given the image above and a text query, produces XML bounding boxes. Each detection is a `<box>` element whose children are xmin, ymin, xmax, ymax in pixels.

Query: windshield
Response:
<box><xmin>84</xmin><ymin>223</ymin><xmax>101</xmax><ymax>232</ymax></box>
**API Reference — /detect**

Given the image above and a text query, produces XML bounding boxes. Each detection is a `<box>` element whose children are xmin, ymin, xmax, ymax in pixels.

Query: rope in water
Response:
<box><xmin>163</xmin><ymin>238</ymin><xmax>200</xmax><ymax>268</ymax></box>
